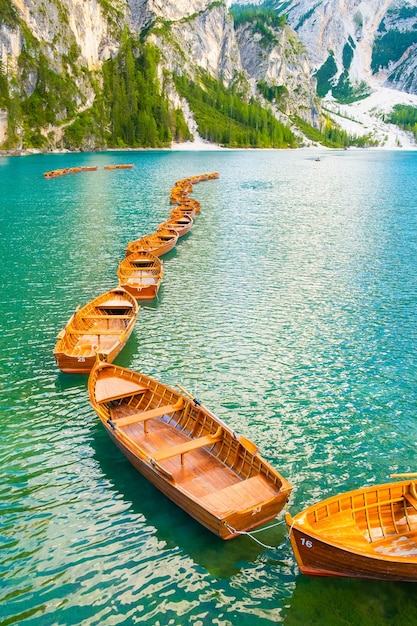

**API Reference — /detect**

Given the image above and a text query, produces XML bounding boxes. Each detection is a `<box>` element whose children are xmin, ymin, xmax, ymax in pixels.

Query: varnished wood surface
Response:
<box><xmin>117</xmin><ymin>252</ymin><xmax>163</xmax><ymax>299</ymax></box>
<box><xmin>125</xmin><ymin>229</ymin><xmax>178</xmax><ymax>257</ymax></box>
<box><xmin>157</xmin><ymin>214</ymin><xmax>193</xmax><ymax>236</ymax></box>
<box><xmin>88</xmin><ymin>360</ymin><xmax>292</xmax><ymax>538</ymax></box>
<box><xmin>54</xmin><ymin>288</ymin><xmax>139</xmax><ymax>373</ymax></box>
<box><xmin>286</xmin><ymin>480</ymin><xmax>417</xmax><ymax>581</ymax></box>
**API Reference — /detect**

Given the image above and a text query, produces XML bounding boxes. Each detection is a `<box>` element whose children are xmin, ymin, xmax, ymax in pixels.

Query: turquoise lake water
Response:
<box><xmin>1</xmin><ymin>148</ymin><xmax>417</xmax><ymax>625</ymax></box>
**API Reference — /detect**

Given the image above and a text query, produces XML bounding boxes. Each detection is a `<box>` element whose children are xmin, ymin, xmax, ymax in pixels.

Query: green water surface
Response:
<box><xmin>1</xmin><ymin>149</ymin><xmax>417</xmax><ymax>625</ymax></box>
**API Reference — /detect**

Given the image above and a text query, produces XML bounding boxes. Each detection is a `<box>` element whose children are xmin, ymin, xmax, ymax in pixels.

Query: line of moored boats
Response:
<box><xmin>54</xmin><ymin>171</ymin><xmax>218</xmax><ymax>373</ymax></box>
<box><xmin>53</xmin><ymin>171</ymin><xmax>295</xmax><ymax>542</ymax></box>
<box><xmin>53</xmin><ymin>170</ymin><xmax>417</xmax><ymax>580</ymax></box>
<box><xmin>44</xmin><ymin>163</ymin><xmax>134</xmax><ymax>178</ymax></box>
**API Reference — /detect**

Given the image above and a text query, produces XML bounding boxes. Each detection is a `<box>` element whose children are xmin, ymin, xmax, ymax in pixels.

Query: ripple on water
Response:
<box><xmin>1</xmin><ymin>150</ymin><xmax>417</xmax><ymax>624</ymax></box>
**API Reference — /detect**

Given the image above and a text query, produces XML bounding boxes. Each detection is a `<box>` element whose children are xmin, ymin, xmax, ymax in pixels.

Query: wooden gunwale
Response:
<box><xmin>53</xmin><ymin>288</ymin><xmax>139</xmax><ymax>373</ymax></box>
<box><xmin>286</xmin><ymin>480</ymin><xmax>417</xmax><ymax>580</ymax></box>
<box><xmin>88</xmin><ymin>361</ymin><xmax>292</xmax><ymax>539</ymax></box>
<box><xmin>125</xmin><ymin>229</ymin><xmax>178</xmax><ymax>257</ymax></box>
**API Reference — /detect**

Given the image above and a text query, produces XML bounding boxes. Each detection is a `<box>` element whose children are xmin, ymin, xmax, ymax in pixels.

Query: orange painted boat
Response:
<box><xmin>44</xmin><ymin>169</ymin><xmax>63</xmax><ymax>178</ymax></box>
<box><xmin>286</xmin><ymin>477</ymin><xmax>417</xmax><ymax>581</ymax></box>
<box><xmin>179</xmin><ymin>198</ymin><xmax>201</xmax><ymax>213</ymax></box>
<box><xmin>170</xmin><ymin>205</ymin><xmax>196</xmax><ymax>219</ymax></box>
<box><xmin>54</xmin><ymin>287</ymin><xmax>139</xmax><ymax>373</ymax></box>
<box><xmin>117</xmin><ymin>251</ymin><xmax>164</xmax><ymax>300</ymax></box>
<box><xmin>88</xmin><ymin>361</ymin><xmax>292</xmax><ymax>539</ymax></box>
<box><xmin>125</xmin><ymin>228</ymin><xmax>179</xmax><ymax>257</ymax></box>
<box><xmin>44</xmin><ymin>165</ymin><xmax>98</xmax><ymax>178</ymax></box>
<box><xmin>170</xmin><ymin>181</ymin><xmax>192</xmax><ymax>204</ymax></box>
<box><xmin>157</xmin><ymin>213</ymin><xmax>193</xmax><ymax>237</ymax></box>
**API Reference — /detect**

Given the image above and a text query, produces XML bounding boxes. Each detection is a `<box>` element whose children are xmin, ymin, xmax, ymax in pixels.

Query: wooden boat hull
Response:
<box><xmin>286</xmin><ymin>518</ymin><xmax>417</xmax><ymax>581</ymax></box>
<box><xmin>157</xmin><ymin>214</ymin><xmax>193</xmax><ymax>237</ymax></box>
<box><xmin>54</xmin><ymin>287</ymin><xmax>139</xmax><ymax>374</ymax></box>
<box><xmin>117</xmin><ymin>252</ymin><xmax>163</xmax><ymax>300</ymax></box>
<box><xmin>44</xmin><ymin>166</ymin><xmax>98</xmax><ymax>178</ymax></box>
<box><xmin>104</xmin><ymin>164</ymin><xmax>134</xmax><ymax>170</ymax></box>
<box><xmin>170</xmin><ymin>205</ymin><xmax>196</xmax><ymax>219</ymax></box>
<box><xmin>108</xmin><ymin>428</ymin><xmax>289</xmax><ymax>539</ymax></box>
<box><xmin>125</xmin><ymin>228</ymin><xmax>178</xmax><ymax>258</ymax></box>
<box><xmin>88</xmin><ymin>361</ymin><xmax>292</xmax><ymax>539</ymax></box>
<box><xmin>286</xmin><ymin>480</ymin><xmax>417</xmax><ymax>581</ymax></box>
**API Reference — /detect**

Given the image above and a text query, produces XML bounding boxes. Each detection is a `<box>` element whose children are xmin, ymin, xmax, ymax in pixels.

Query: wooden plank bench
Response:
<box><xmin>405</xmin><ymin>492</ymin><xmax>417</xmax><ymax>512</ymax></box>
<box><xmin>81</xmin><ymin>315</ymin><xmax>134</xmax><ymax>319</ymax></box>
<box><xmin>152</xmin><ymin>426</ymin><xmax>222</xmax><ymax>465</ymax></box>
<box><xmin>114</xmin><ymin>397</ymin><xmax>184</xmax><ymax>432</ymax></box>
<box><xmin>67</xmin><ymin>328</ymin><xmax>127</xmax><ymax>336</ymax></box>
<box><xmin>199</xmin><ymin>474</ymin><xmax>278</xmax><ymax>515</ymax></box>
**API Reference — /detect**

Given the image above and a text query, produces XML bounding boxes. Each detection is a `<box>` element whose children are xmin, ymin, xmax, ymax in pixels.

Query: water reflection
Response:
<box><xmin>2</xmin><ymin>149</ymin><xmax>417</xmax><ymax>624</ymax></box>
<box><xmin>90</xmin><ymin>425</ymin><xmax>272</xmax><ymax>578</ymax></box>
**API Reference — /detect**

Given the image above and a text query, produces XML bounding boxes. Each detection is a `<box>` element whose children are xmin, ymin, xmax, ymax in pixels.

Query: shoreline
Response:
<box><xmin>1</xmin><ymin>142</ymin><xmax>417</xmax><ymax>158</ymax></box>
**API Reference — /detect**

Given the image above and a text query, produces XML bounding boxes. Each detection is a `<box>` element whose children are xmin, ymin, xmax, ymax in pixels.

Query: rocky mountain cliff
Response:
<box><xmin>238</xmin><ymin>0</ymin><xmax>417</xmax><ymax>97</ymax></box>
<box><xmin>1</xmin><ymin>0</ymin><xmax>416</xmax><ymax>150</ymax></box>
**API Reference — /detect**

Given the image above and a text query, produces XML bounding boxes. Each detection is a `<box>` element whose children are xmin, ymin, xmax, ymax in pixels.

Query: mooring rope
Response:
<box><xmin>224</xmin><ymin>519</ymin><xmax>287</xmax><ymax>549</ymax></box>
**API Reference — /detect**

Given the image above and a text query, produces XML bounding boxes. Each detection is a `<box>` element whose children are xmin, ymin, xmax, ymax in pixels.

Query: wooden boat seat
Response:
<box><xmin>82</xmin><ymin>314</ymin><xmax>133</xmax><ymax>319</ymax></box>
<box><xmin>127</xmin><ymin>278</ymin><xmax>156</xmax><ymax>285</ymax></box>
<box><xmin>68</xmin><ymin>328</ymin><xmax>126</xmax><ymax>335</ymax></box>
<box><xmin>114</xmin><ymin>397</ymin><xmax>184</xmax><ymax>431</ymax></box>
<box><xmin>405</xmin><ymin>492</ymin><xmax>417</xmax><ymax>512</ymax></box>
<box><xmin>199</xmin><ymin>474</ymin><xmax>278</xmax><ymax>515</ymax></box>
<box><xmin>152</xmin><ymin>426</ymin><xmax>223</xmax><ymax>465</ymax></box>
<box><xmin>96</xmin><ymin>378</ymin><xmax>147</xmax><ymax>403</ymax></box>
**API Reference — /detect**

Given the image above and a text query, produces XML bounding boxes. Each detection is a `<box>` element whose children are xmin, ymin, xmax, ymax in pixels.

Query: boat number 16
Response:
<box><xmin>300</xmin><ymin>537</ymin><xmax>313</xmax><ymax>548</ymax></box>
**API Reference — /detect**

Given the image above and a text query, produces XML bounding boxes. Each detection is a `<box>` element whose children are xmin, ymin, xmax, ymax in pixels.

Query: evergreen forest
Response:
<box><xmin>174</xmin><ymin>73</ymin><xmax>297</xmax><ymax>148</ymax></box>
<box><xmin>385</xmin><ymin>104</ymin><xmax>417</xmax><ymax>140</ymax></box>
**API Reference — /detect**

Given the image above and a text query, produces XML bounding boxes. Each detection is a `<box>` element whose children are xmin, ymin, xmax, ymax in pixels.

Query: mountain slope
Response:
<box><xmin>237</xmin><ymin>0</ymin><xmax>417</xmax><ymax>98</ymax></box>
<box><xmin>0</xmin><ymin>0</ymin><xmax>321</xmax><ymax>149</ymax></box>
<box><xmin>1</xmin><ymin>0</ymin><xmax>417</xmax><ymax>150</ymax></box>
<box><xmin>232</xmin><ymin>0</ymin><xmax>417</xmax><ymax>146</ymax></box>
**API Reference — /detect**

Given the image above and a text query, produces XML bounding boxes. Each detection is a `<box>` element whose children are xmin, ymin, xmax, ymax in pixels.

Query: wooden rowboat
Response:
<box><xmin>170</xmin><ymin>205</ymin><xmax>196</xmax><ymax>219</ymax></box>
<box><xmin>125</xmin><ymin>228</ymin><xmax>179</xmax><ymax>257</ymax></box>
<box><xmin>170</xmin><ymin>181</ymin><xmax>192</xmax><ymax>204</ymax></box>
<box><xmin>286</xmin><ymin>478</ymin><xmax>417</xmax><ymax>581</ymax></box>
<box><xmin>104</xmin><ymin>164</ymin><xmax>134</xmax><ymax>170</ymax></box>
<box><xmin>54</xmin><ymin>287</ymin><xmax>139</xmax><ymax>373</ymax></box>
<box><xmin>117</xmin><ymin>251</ymin><xmax>164</xmax><ymax>300</ymax></box>
<box><xmin>157</xmin><ymin>213</ymin><xmax>193</xmax><ymax>237</ymax></box>
<box><xmin>44</xmin><ymin>166</ymin><xmax>98</xmax><ymax>178</ymax></box>
<box><xmin>179</xmin><ymin>198</ymin><xmax>201</xmax><ymax>213</ymax></box>
<box><xmin>88</xmin><ymin>361</ymin><xmax>292</xmax><ymax>539</ymax></box>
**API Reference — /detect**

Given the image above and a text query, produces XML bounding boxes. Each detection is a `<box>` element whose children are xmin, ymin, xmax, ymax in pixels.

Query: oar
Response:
<box><xmin>391</xmin><ymin>473</ymin><xmax>417</xmax><ymax>478</ymax></box>
<box><xmin>176</xmin><ymin>385</ymin><xmax>258</xmax><ymax>455</ymax></box>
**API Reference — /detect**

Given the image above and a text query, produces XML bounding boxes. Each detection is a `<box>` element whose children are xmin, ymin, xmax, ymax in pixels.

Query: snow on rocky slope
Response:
<box><xmin>324</xmin><ymin>83</ymin><xmax>417</xmax><ymax>148</ymax></box>
<box><xmin>232</xmin><ymin>0</ymin><xmax>417</xmax><ymax>148</ymax></box>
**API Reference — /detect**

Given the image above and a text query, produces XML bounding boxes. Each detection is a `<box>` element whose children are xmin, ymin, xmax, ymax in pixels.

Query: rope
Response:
<box><xmin>224</xmin><ymin>519</ymin><xmax>286</xmax><ymax>549</ymax></box>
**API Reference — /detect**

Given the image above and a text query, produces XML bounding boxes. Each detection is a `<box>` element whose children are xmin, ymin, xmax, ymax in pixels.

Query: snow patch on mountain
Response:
<box><xmin>325</xmin><ymin>83</ymin><xmax>417</xmax><ymax>148</ymax></box>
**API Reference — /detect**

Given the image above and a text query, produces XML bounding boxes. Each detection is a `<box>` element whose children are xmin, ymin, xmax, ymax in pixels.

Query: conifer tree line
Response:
<box><xmin>385</xmin><ymin>105</ymin><xmax>417</xmax><ymax>140</ymax></box>
<box><xmin>3</xmin><ymin>6</ymin><xmax>415</xmax><ymax>150</ymax></box>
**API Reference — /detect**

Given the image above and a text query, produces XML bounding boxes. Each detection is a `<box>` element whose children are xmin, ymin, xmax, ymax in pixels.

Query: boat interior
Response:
<box><xmin>94</xmin><ymin>372</ymin><xmax>283</xmax><ymax>515</ymax></box>
<box><xmin>307</xmin><ymin>483</ymin><xmax>417</xmax><ymax>555</ymax></box>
